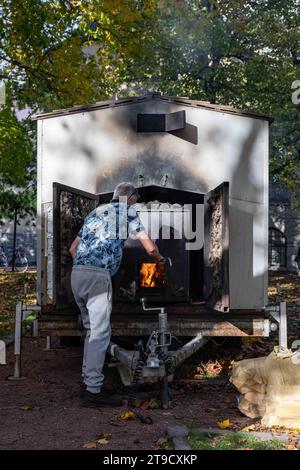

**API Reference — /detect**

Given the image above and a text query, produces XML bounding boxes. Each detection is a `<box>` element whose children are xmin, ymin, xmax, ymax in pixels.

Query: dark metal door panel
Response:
<box><xmin>53</xmin><ymin>183</ymin><xmax>98</xmax><ymax>309</ymax></box>
<box><xmin>204</xmin><ymin>182</ymin><xmax>230</xmax><ymax>312</ymax></box>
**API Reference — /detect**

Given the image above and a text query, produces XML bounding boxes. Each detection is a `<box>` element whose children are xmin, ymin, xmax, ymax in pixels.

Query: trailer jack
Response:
<box><xmin>109</xmin><ymin>298</ymin><xmax>207</xmax><ymax>413</ymax></box>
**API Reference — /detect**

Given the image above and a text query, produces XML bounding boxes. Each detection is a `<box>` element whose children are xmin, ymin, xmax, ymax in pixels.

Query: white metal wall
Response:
<box><xmin>36</xmin><ymin>99</ymin><xmax>269</xmax><ymax>309</ymax></box>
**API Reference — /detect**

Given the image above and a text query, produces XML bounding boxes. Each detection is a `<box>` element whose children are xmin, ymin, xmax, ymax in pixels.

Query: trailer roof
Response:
<box><xmin>31</xmin><ymin>92</ymin><xmax>274</xmax><ymax>123</ymax></box>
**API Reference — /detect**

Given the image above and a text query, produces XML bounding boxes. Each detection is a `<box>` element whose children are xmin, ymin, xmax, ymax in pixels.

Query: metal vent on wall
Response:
<box><xmin>137</xmin><ymin>111</ymin><xmax>186</xmax><ymax>132</ymax></box>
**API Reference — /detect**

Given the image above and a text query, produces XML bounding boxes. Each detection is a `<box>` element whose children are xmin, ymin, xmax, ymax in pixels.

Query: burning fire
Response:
<box><xmin>140</xmin><ymin>263</ymin><xmax>165</xmax><ymax>288</ymax></box>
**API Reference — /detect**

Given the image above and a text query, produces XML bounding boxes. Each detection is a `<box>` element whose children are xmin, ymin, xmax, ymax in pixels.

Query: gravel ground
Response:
<box><xmin>0</xmin><ymin>338</ymin><xmax>254</xmax><ymax>450</ymax></box>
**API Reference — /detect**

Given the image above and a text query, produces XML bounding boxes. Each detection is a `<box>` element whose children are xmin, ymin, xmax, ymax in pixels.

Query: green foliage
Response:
<box><xmin>189</xmin><ymin>431</ymin><xmax>285</xmax><ymax>450</ymax></box>
<box><xmin>0</xmin><ymin>96</ymin><xmax>33</xmax><ymax>186</ymax></box>
<box><xmin>0</xmin><ymin>89</ymin><xmax>36</xmax><ymax>223</ymax></box>
<box><xmin>0</xmin><ymin>0</ymin><xmax>156</xmax><ymax>109</ymax></box>
<box><xmin>0</xmin><ymin>0</ymin><xmax>299</xmax><ymax>188</ymax></box>
<box><xmin>126</xmin><ymin>0</ymin><xmax>300</xmax><ymax>188</ymax></box>
<box><xmin>0</xmin><ymin>271</ymin><xmax>36</xmax><ymax>339</ymax></box>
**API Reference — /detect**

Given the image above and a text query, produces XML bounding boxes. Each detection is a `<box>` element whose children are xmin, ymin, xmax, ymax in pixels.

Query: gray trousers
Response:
<box><xmin>71</xmin><ymin>265</ymin><xmax>112</xmax><ymax>394</ymax></box>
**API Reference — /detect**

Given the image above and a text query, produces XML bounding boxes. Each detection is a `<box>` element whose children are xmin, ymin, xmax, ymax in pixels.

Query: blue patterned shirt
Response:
<box><xmin>73</xmin><ymin>200</ymin><xmax>144</xmax><ymax>275</ymax></box>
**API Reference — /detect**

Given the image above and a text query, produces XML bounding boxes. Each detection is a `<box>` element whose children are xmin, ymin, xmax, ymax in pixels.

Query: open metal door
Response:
<box><xmin>204</xmin><ymin>182</ymin><xmax>230</xmax><ymax>312</ymax></box>
<box><xmin>53</xmin><ymin>183</ymin><xmax>98</xmax><ymax>309</ymax></box>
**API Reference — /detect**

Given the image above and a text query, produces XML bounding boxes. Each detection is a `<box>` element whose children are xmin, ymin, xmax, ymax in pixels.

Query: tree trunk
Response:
<box><xmin>11</xmin><ymin>208</ymin><xmax>17</xmax><ymax>272</ymax></box>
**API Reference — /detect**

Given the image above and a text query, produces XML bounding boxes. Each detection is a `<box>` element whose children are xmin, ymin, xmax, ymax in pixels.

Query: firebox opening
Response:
<box><xmin>140</xmin><ymin>262</ymin><xmax>166</xmax><ymax>289</ymax></box>
<box><xmin>107</xmin><ymin>185</ymin><xmax>204</xmax><ymax>304</ymax></box>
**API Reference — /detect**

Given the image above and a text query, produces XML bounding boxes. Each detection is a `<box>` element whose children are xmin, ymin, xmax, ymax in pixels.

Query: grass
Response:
<box><xmin>159</xmin><ymin>437</ymin><xmax>174</xmax><ymax>450</ymax></box>
<box><xmin>189</xmin><ymin>431</ymin><xmax>285</xmax><ymax>450</ymax></box>
<box><xmin>0</xmin><ymin>271</ymin><xmax>36</xmax><ymax>339</ymax></box>
<box><xmin>268</xmin><ymin>271</ymin><xmax>300</xmax><ymax>306</ymax></box>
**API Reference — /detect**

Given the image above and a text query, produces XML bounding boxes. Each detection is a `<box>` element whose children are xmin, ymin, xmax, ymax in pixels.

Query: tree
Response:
<box><xmin>0</xmin><ymin>1</ymin><xmax>157</xmax><ymax>266</ymax></box>
<box><xmin>0</xmin><ymin>0</ymin><xmax>299</xmax><ymax>190</ymax></box>
<box><xmin>0</xmin><ymin>90</ymin><xmax>36</xmax><ymax>270</ymax></box>
<box><xmin>0</xmin><ymin>0</ymin><xmax>156</xmax><ymax>110</ymax></box>
<box><xmin>120</xmin><ymin>0</ymin><xmax>299</xmax><ymax>189</ymax></box>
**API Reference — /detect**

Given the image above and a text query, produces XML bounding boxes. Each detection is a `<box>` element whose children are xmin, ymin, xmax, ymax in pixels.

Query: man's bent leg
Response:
<box><xmin>84</xmin><ymin>274</ymin><xmax>112</xmax><ymax>394</ymax></box>
<box><xmin>71</xmin><ymin>270</ymin><xmax>90</xmax><ymax>382</ymax></box>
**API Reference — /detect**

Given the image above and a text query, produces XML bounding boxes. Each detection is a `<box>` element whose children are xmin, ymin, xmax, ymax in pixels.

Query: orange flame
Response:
<box><xmin>140</xmin><ymin>263</ymin><xmax>165</xmax><ymax>288</ymax></box>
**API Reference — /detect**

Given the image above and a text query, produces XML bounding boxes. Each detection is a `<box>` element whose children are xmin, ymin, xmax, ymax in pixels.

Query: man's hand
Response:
<box><xmin>155</xmin><ymin>257</ymin><xmax>166</xmax><ymax>269</ymax></box>
<box><xmin>136</xmin><ymin>231</ymin><xmax>163</xmax><ymax>262</ymax></box>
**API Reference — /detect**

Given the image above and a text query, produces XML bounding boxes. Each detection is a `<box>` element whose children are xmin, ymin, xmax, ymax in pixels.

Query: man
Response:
<box><xmin>69</xmin><ymin>182</ymin><xmax>164</xmax><ymax>407</ymax></box>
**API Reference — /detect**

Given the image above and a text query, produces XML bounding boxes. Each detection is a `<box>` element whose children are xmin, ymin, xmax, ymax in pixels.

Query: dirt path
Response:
<box><xmin>0</xmin><ymin>338</ymin><xmax>254</xmax><ymax>450</ymax></box>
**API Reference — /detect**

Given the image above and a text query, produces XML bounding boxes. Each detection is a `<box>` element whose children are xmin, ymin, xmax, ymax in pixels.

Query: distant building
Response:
<box><xmin>269</xmin><ymin>183</ymin><xmax>300</xmax><ymax>271</ymax></box>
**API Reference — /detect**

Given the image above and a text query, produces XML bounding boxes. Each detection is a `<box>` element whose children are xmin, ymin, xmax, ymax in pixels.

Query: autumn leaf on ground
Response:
<box><xmin>138</xmin><ymin>398</ymin><xmax>160</xmax><ymax>410</ymax></box>
<box><xmin>137</xmin><ymin>400</ymin><xmax>150</xmax><ymax>410</ymax></box>
<box><xmin>154</xmin><ymin>436</ymin><xmax>169</xmax><ymax>449</ymax></box>
<box><xmin>284</xmin><ymin>443</ymin><xmax>298</xmax><ymax>450</ymax></box>
<box><xmin>82</xmin><ymin>441</ymin><xmax>97</xmax><ymax>449</ymax></box>
<box><xmin>118</xmin><ymin>411</ymin><xmax>135</xmax><ymax>420</ymax></box>
<box><xmin>272</xmin><ymin>426</ymin><xmax>300</xmax><ymax>435</ymax></box>
<box><xmin>148</xmin><ymin>398</ymin><xmax>160</xmax><ymax>409</ymax></box>
<box><xmin>20</xmin><ymin>405</ymin><xmax>31</xmax><ymax>411</ymax></box>
<box><xmin>241</xmin><ymin>424</ymin><xmax>256</xmax><ymax>432</ymax></box>
<box><xmin>217</xmin><ymin>419</ymin><xmax>232</xmax><ymax>429</ymax></box>
<box><xmin>97</xmin><ymin>438</ymin><xmax>109</xmax><ymax>445</ymax></box>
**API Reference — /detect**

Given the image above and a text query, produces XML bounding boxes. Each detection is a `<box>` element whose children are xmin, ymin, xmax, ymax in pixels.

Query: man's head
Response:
<box><xmin>113</xmin><ymin>182</ymin><xmax>140</xmax><ymax>205</ymax></box>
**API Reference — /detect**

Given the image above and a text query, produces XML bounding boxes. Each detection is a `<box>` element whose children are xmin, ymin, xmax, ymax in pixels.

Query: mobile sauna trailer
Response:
<box><xmin>32</xmin><ymin>93</ymin><xmax>274</xmax><ymax>342</ymax></box>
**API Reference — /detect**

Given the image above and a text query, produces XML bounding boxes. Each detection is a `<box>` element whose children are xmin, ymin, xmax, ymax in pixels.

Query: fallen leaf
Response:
<box><xmin>145</xmin><ymin>398</ymin><xmax>160</xmax><ymax>409</ymax></box>
<box><xmin>281</xmin><ymin>427</ymin><xmax>300</xmax><ymax>435</ymax></box>
<box><xmin>217</xmin><ymin>419</ymin><xmax>232</xmax><ymax>429</ymax></box>
<box><xmin>241</xmin><ymin>424</ymin><xmax>256</xmax><ymax>432</ymax></box>
<box><xmin>138</xmin><ymin>400</ymin><xmax>151</xmax><ymax>411</ymax></box>
<box><xmin>97</xmin><ymin>438</ymin><xmax>109</xmax><ymax>445</ymax></box>
<box><xmin>284</xmin><ymin>443</ymin><xmax>298</xmax><ymax>450</ymax></box>
<box><xmin>20</xmin><ymin>405</ymin><xmax>31</xmax><ymax>411</ymax></box>
<box><xmin>82</xmin><ymin>441</ymin><xmax>97</xmax><ymax>449</ymax></box>
<box><xmin>155</xmin><ymin>436</ymin><xmax>166</xmax><ymax>446</ymax></box>
<box><xmin>119</xmin><ymin>411</ymin><xmax>135</xmax><ymax>420</ymax></box>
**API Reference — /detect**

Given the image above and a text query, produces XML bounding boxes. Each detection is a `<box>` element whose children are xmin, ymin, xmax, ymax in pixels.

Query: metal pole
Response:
<box><xmin>32</xmin><ymin>319</ymin><xmax>39</xmax><ymax>337</ymax></box>
<box><xmin>0</xmin><ymin>340</ymin><xmax>6</xmax><ymax>365</ymax></box>
<box><xmin>44</xmin><ymin>335</ymin><xmax>51</xmax><ymax>351</ymax></box>
<box><xmin>279</xmin><ymin>301</ymin><xmax>287</xmax><ymax>349</ymax></box>
<box><xmin>158</xmin><ymin>310</ymin><xmax>170</xmax><ymax>409</ymax></box>
<box><xmin>158</xmin><ymin>311</ymin><xmax>167</xmax><ymax>352</ymax></box>
<box><xmin>8</xmin><ymin>301</ymin><xmax>26</xmax><ymax>380</ymax></box>
<box><xmin>11</xmin><ymin>208</ymin><xmax>17</xmax><ymax>272</ymax></box>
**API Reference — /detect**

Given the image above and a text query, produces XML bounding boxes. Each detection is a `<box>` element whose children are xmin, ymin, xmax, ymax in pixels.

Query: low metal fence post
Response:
<box><xmin>8</xmin><ymin>301</ymin><xmax>26</xmax><ymax>380</ymax></box>
<box><xmin>0</xmin><ymin>340</ymin><xmax>6</xmax><ymax>365</ymax></box>
<box><xmin>279</xmin><ymin>301</ymin><xmax>287</xmax><ymax>350</ymax></box>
